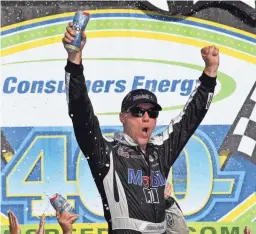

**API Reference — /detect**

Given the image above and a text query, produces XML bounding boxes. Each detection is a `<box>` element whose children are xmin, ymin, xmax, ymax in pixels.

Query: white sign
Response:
<box><xmin>1</xmin><ymin>12</ymin><xmax>255</xmax><ymax>127</ymax></box>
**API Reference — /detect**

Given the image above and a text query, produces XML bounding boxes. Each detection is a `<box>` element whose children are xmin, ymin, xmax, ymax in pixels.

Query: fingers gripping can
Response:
<box><xmin>64</xmin><ymin>10</ymin><xmax>90</xmax><ymax>53</ymax></box>
<box><xmin>50</xmin><ymin>193</ymin><xmax>78</xmax><ymax>222</ymax></box>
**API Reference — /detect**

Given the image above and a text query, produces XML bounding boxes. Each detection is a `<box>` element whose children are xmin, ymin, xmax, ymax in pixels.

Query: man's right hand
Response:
<box><xmin>56</xmin><ymin>209</ymin><xmax>78</xmax><ymax>234</ymax></box>
<box><xmin>62</xmin><ymin>22</ymin><xmax>87</xmax><ymax>64</ymax></box>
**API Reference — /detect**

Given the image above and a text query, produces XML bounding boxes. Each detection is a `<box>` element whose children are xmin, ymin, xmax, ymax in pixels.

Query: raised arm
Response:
<box><xmin>152</xmin><ymin>46</ymin><xmax>219</xmax><ymax>172</ymax></box>
<box><xmin>63</xmin><ymin>22</ymin><xmax>109</xmax><ymax>168</ymax></box>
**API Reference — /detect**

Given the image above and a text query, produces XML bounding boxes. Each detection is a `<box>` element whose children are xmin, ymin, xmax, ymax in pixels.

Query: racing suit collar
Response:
<box><xmin>114</xmin><ymin>133</ymin><xmax>155</xmax><ymax>148</ymax></box>
<box><xmin>114</xmin><ymin>133</ymin><xmax>138</xmax><ymax>147</ymax></box>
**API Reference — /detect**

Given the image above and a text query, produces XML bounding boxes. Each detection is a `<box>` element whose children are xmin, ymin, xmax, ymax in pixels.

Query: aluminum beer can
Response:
<box><xmin>65</xmin><ymin>10</ymin><xmax>90</xmax><ymax>53</ymax></box>
<box><xmin>50</xmin><ymin>193</ymin><xmax>78</xmax><ymax>221</ymax></box>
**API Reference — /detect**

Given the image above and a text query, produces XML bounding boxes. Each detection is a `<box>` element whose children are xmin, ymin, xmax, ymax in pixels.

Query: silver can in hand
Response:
<box><xmin>64</xmin><ymin>10</ymin><xmax>90</xmax><ymax>53</ymax></box>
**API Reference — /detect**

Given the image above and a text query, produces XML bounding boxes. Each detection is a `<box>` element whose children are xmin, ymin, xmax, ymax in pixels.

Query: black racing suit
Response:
<box><xmin>65</xmin><ymin>60</ymin><xmax>216</xmax><ymax>234</ymax></box>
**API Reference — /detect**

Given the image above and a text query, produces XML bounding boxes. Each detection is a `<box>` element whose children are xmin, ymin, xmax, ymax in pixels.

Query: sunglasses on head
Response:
<box><xmin>127</xmin><ymin>106</ymin><xmax>159</xmax><ymax>119</ymax></box>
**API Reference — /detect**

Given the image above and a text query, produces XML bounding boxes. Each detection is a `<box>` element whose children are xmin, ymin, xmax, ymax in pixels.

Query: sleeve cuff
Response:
<box><xmin>199</xmin><ymin>72</ymin><xmax>217</xmax><ymax>88</ymax></box>
<box><xmin>65</xmin><ymin>59</ymin><xmax>84</xmax><ymax>76</ymax></box>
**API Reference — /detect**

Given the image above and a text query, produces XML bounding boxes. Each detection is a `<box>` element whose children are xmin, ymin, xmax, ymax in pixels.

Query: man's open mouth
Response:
<box><xmin>142</xmin><ymin>128</ymin><xmax>148</xmax><ymax>133</ymax></box>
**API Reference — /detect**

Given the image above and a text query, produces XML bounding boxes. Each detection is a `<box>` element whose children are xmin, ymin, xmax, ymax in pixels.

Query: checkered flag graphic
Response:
<box><xmin>219</xmin><ymin>82</ymin><xmax>256</xmax><ymax>170</ymax></box>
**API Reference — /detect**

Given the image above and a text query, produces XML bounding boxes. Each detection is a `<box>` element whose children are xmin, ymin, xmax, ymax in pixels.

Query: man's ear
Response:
<box><xmin>119</xmin><ymin>112</ymin><xmax>125</xmax><ymax>124</ymax></box>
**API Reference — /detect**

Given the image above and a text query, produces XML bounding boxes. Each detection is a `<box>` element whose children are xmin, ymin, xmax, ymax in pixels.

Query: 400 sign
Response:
<box><xmin>1</xmin><ymin>127</ymin><xmax>243</xmax><ymax>224</ymax></box>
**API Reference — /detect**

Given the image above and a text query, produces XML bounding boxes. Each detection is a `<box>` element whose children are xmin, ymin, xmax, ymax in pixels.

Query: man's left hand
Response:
<box><xmin>201</xmin><ymin>45</ymin><xmax>219</xmax><ymax>77</ymax></box>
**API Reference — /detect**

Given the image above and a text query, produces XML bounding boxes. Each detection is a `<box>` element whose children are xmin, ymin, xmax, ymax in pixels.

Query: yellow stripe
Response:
<box><xmin>2</xmin><ymin>31</ymin><xmax>255</xmax><ymax>64</ymax></box>
<box><xmin>1</xmin><ymin>36</ymin><xmax>63</xmax><ymax>56</ymax></box>
<box><xmin>1</xmin><ymin>9</ymin><xmax>255</xmax><ymax>39</ymax></box>
<box><xmin>0</xmin><ymin>10</ymin><xmax>142</xmax><ymax>31</ymax></box>
<box><xmin>219</xmin><ymin>193</ymin><xmax>256</xmax><ymax>222</ymax></box>
<box><xmin>177</xmin><ymin>16</ymin><xmax>256</xmax><ymax>39</ymax></box>
<box><xmin>0</xmin><ymin>213</ymin><xmax>9</xmax><ymax>225</ymax></box>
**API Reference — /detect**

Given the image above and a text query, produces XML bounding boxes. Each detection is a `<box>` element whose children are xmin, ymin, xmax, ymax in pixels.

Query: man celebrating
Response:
<box><xmin>62</xmin><ymin>22</ymin><xmax>219</xmax><ymax>233</ymax></box>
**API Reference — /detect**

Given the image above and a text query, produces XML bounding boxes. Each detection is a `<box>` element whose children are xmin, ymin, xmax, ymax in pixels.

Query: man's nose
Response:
<box><xmin>142</xmin><ymin>111</ymin><xmax>149</xmax><ymax>121</ymax></box>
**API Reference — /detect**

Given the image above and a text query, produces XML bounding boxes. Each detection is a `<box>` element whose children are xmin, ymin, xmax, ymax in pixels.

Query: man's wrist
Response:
<box><xmin>68</xmin><ymin>52</ymin><xmax>82</xmax><ymax>65</ymax></box>
<box><xmin>203</xmin><ymin>67</ymin><xmax>218</xmax><ymax>78</ymax></box>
